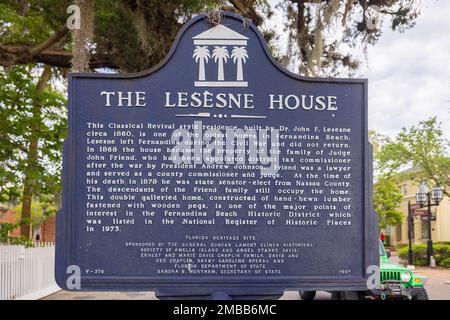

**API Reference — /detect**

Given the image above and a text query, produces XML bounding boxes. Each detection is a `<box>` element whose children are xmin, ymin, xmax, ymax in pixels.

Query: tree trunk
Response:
<box><xmin>20</xmin><ymin>66</ymin><xmax>51</xmax><ymax>239</ymax></box>
<box><xmin>72</xmin><ymin>0</ymin><xmax>95</xmax><ymax>72</ymax></box>
<box><xmin>296</xmin><ymin>1</ymin><xmax>310</xmax><ymax>76</ymax></box>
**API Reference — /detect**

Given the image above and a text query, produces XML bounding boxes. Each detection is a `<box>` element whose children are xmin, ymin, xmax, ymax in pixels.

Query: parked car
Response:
<box><xmin>300</xmin><ymin>241</ymin><xmax>428</xmax><ymax>300</ymax></box>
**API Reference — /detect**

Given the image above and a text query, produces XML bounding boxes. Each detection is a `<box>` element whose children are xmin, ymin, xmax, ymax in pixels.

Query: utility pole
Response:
<box><xmin>407</xmin><ymin>201</ymin><xmax>413</xmax><ymax>265</ymax></box>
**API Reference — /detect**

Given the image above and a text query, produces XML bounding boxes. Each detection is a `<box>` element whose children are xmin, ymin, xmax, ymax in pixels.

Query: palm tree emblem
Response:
<box><xmin>231</xmin><ymin>46</ymin><xmax>248</xmax><ymax>81</ymax></box>
<box><xmin>212</xmin><ymin>46</ymin><xmax>230</xmax><ymax>81</ymax></box>
<box><xmin>193</xmin><ymin>46</ymin><xmax>210</xmax><ymax>81</ymax></box>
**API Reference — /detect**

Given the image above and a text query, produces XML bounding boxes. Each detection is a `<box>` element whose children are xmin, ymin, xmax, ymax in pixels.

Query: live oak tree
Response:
<box><xmin>0</xmin><ymin>0</ymin><xmax>422</xmax><ymax>74</ymax></box>
<box><xmin>1</xmin><ymin>0</ymin><xmax>219</xmax><ymax>238</ymax></box>
<box><xmin>376</xmin><ymin>118</ymin><xmax>450</xmax><ymax>198</ymax></box>
<box><xmin>278</xmin><ymin>0</ymin><xmax>421</xmax><ymax>76</ymax></box>
<box><xmin>0</xmin><ymin>0</ymin><xmax>215</xmax><ymax>72</ymax></box>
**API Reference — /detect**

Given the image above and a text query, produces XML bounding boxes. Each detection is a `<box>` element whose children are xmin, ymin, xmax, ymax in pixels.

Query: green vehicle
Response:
<box><xmin>300</xmin><ymin>241</ymin><xmax>429</xmax><ymax>300</ymax></box>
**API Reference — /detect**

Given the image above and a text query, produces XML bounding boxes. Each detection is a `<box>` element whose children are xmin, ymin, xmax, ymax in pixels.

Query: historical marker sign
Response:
<box><xmin>56</xmin><ymin>12</ymin><xmax>378</xmax><ymax>298</ymax></box>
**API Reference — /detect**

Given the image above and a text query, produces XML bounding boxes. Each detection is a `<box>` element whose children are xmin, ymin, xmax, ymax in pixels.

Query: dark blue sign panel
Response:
<box><xmin>56</xmin><ymin>12</ymin><xmax>378</xmax><ymax>298</ymax></box>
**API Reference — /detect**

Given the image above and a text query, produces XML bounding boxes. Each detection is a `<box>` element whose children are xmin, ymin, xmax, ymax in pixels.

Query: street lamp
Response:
<box><xmin>431</xmin><ymin>186</ymin><xmax>443</xmax><ymax>203</ymax></box>
<box><xmin>415</xmin><ymin>181</ymin><xmax>443</xmax><ymax>267</ymax></box>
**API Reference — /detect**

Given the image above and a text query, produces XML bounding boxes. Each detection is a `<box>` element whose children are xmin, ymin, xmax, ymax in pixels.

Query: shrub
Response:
<box><xmin>440</xmin><ymin>258</ymin><xmax>450</xmax><ymax>268</ymax></box>
<box><xmin>396</xmin><ymin>243</ymin><xmax>408</xmax><ymax>250</ymax></box>
<box><xmin>397</xmin><ymin>243</ymin><xmax>450</xmax><ymax>267</ymax></box>
<box><xmin>0</xmin><ymin>222</ymin><xmax>34</xmax><ymax>247</ymax></box>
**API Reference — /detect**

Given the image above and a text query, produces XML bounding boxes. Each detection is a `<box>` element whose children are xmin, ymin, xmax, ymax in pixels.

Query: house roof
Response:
<box><xmin>193</xmin><ymin>24</ymin><xmax>249</xmax><ymax>40</ymax></box>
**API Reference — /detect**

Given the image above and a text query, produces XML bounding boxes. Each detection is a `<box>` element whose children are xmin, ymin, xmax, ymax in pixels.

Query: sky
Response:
<box><xmin>267</xmin><ymin>0</ymin><xmax>450</xmax><ymax>140</ymax></box>
<box><xmin>359</xmin><ymin>0</ymin><xmax>450</xmax><ymax>139</ymax></box>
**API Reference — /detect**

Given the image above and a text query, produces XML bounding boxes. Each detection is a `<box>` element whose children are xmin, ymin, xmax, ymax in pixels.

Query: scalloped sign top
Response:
<box><xmin>56</xmin><ymin>12</ymin><xmax>378</xmax><ymax>298</ymax></box>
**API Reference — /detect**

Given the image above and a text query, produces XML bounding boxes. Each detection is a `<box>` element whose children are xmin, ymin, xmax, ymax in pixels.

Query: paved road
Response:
<box><xmin>44</xmin><ymin>252</ymin><xmax>450</xmax><ymax>300</ymax></box>
<box><xmin>410</xmin><ymin>267</ymin><xmax>450</xmax><ymax>300</ymax></box>
<box><xmin>389</xmin><ymin>251</ymin><xmax>450</xmax><ymax>300</ymax></box>
<box><xmin>44</xmin><ymin>272</ymin><xmax>450</xmax><ymax>300</ymax></box>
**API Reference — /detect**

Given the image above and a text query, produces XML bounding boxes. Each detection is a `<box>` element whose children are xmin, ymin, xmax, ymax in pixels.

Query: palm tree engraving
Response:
<box><xmin>212</xmin><ymin>46</ymin><xmax>230</xmax><ymax>81</ymax></box>
<box><xmin>231</xmin><ymin>46</ymin><xmax>248</xmax><ymax>81</ymax></box>
<box><xmin>193</xmin><ymin>46</ymin><xmax>210</xmax><ymax>81</ymax></box>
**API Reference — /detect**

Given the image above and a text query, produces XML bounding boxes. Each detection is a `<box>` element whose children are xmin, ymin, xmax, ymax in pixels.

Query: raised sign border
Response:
<box><xmin>56</xmin><ymin>11</ymin><xmax>378</xmax><ymax>297</ymax></box>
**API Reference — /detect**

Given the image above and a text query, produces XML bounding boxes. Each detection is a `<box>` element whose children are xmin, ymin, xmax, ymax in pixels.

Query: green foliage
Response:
<box><xmin>92</xmin><ymin>0</ymin><xmax>215</xmax><ymax>72</ymax></box>
<box><xmin>14</xmin><ymin>198</ymin><xmax>56</xmax><ymax>226</ymax></box>
<box><xmin>0</xmin><ymin>0</ymin><xmax>424</xmax><ymax>75</ymax></box>
<box><xmin>376</xmin><ymin>117</ymin><xmax>450</xmax><ymax>197</ymax></box>
<box><xmin>384</xmin><ymin>234</ymin><xmax>391</xmax><ymax>247</ymax></box>
<box><xmin>374</xmin><ymin>177</ymin><xmax>404</xmax><ymax>228</ymax></box>
<box><xmin>0</xmin><ymin>222</ymin><xmax>33</xmax><ymax>246</ymax></box>
<box><xmin>280</xmin><ymin>0</ymin><xmax>422</xmax><ymax>76</ymax></box>
<box><xmin>0</xmin><ymin>65</ymin><xmax>67</xmax><ymax>204</ymax></box>
<box><xmin>398</xmin><ymin>243</ymin><xmax>450</xmax><ymax>267</ymax></box>
<box><xmin>0</xmin><ymin>0</ymin><xmax>72</xmax><ymax>33</ymax></box>
<box><xmin>391</xmin><ymin>4</ymin><xmax>420</xmax><ymax>32</ymax></box>
<box><xmin>0</xmin><ymin>3</ymin><xmax>50</xmax><ymax>45</ymax></box>
<box><xmin>396</xmin><ymin>243</ymin><xmax>408</xmax><ymax>250</ymax></box>
<box><xmin>440</xmin><ymin>258</ymin><xmax>450</xmax><ymax>268</ymax></box>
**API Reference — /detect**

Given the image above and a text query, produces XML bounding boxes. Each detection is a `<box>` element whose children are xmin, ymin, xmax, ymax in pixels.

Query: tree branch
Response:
<box><xmin>342</xmin><ymin>0</ymin><xmax>354</xmax><ymax>26</ymax></box>
<box><xmin>228</xmin><ymin>0</ymin><xmax>262</xmax><ymax>25</ymax></box>
<box><xmin>0</xmin><ymin>45</ymin><xmax>117</xmax><ymax>70</ymax></box>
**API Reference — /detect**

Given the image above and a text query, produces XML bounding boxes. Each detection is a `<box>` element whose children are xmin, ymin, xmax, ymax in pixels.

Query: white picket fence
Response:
<box><xmin>0</xmin><ymin>243</ymin><xmax>60</xmax><ymax>300</ymax></box>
